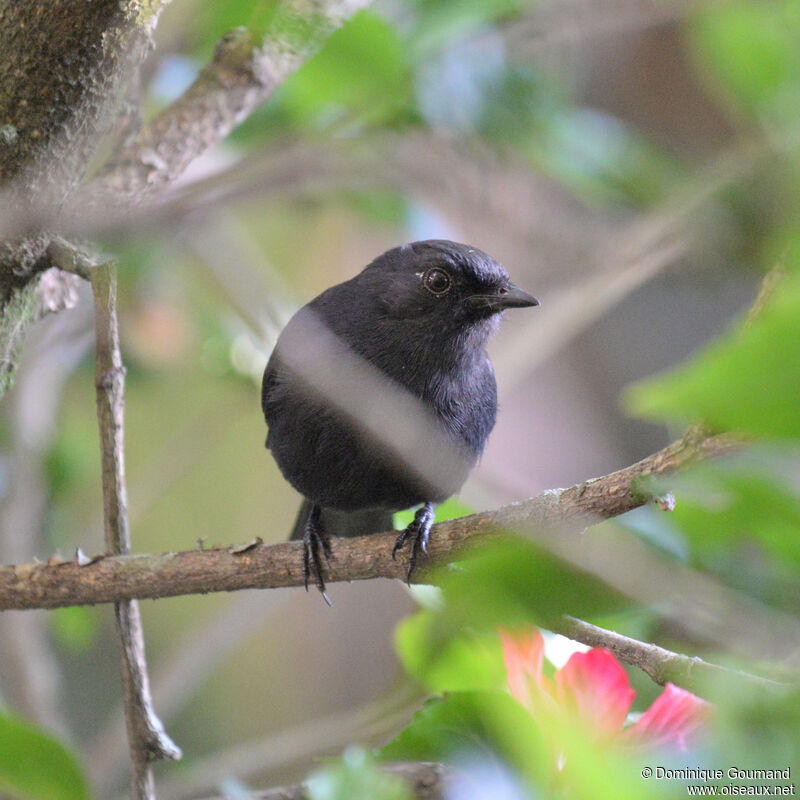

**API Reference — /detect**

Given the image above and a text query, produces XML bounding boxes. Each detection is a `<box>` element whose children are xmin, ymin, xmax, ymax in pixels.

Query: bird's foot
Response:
<box><xmin>302</xmin><ymin>504</ymin><xmax>333</xmax><ymax>605</ymax></box>
<box><xmin>392</xmin><ymin>502</ymin><xmax>435</xmax><ymax>584</ymax></box>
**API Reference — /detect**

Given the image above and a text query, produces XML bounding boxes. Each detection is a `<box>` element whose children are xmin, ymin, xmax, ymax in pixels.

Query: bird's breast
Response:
<box><xmin>421</xmin><ymin>357</ymin><xmax>498</xmax><ymax>459</ymax></box>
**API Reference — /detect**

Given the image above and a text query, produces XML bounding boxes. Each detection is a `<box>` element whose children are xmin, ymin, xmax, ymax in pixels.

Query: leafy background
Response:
<box><xmin>1</xmin><ymin>0</ymin><xmax>799</xmax><ymax>797</ymax></box>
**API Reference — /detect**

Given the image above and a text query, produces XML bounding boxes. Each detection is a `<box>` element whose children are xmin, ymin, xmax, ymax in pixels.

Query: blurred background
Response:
<box><xmin>1</xmin><ymin>0</ymin><xmax>796</xmax><ymax>796</ymax></box>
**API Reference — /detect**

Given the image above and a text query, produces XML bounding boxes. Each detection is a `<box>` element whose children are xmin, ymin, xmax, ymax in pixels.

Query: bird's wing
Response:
<box><xmin>261</xmin><ymin>351</ymin><xmax>282</xmax><ymax>449</ymax></box>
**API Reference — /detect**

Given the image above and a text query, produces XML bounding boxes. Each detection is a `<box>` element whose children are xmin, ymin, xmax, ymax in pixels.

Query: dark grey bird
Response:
<box><xmin>262</xmin><ymin>240</ymin><xmax>538</xmax><ymax>602</ymax></box>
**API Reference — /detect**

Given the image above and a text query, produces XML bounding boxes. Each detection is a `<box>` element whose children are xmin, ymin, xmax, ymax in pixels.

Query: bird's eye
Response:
<box><xmin>423</xmin><ymin>268</ymin><xmax>452</xmax><ymax>295</ymax></box>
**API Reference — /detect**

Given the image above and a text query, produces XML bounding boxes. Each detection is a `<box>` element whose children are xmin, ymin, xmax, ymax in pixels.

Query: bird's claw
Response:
<box><xmin>302</xmin><ymin>505</ymin><xmax>332</xmax><ymax>605</ymax></box>
<box><xmin>391</xmin><ymin>530</ymin><xmax>410</xmax><ymax>560</ymax></box>
<box><xmin>392</xmin><ymin>502</ymin><xmax>435</xmax><ymax>584</ymax></box>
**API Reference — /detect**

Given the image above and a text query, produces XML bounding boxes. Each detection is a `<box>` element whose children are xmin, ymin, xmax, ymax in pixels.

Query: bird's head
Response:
<box><xmin>361</xmin><ymin>240</ymin><xmax>538</xmax><ymax>334</ymax></box>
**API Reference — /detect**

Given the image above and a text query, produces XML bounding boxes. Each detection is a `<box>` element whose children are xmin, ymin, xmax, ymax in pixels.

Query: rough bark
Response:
<box><xmin>0</xmin><ymin>0</ymin><xmax>167</xmax><ymax>395</ymax></box>
<box><xmin>0</xmin><ymin>0</ymin><xmax>372</xmax><ymax>398</ymax></box>
<box><xmin>0</xmin><ymin>432</ymin><xmax>738</xmax><ymax>610</ymax></box>
<box><xmin>0</xmin><ymin>2</ymin><xmax>159</xmax><ymax>200</ymax></box>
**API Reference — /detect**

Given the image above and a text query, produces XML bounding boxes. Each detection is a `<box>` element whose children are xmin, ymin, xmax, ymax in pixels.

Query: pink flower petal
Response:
<box><xmin>501</xmin><ymin>629</ymin><xmax>547</xmax><ymax>709</ymax></box>
<box><xmin>626</xmin><ymin>682</ymin><xmax>710</xmax><ymax>751</ymax></box>
<box><xmin>555</xmin><ymin>648</ymin><xmax>635</xmax><ymax>734</ymax></box>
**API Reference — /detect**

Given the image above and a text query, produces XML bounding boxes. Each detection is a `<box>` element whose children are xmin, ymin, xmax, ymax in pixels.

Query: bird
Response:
<box><xmin>261</xmin><ymin>240</ymin><xmax>538</xmax><ymax>603</ymax></box>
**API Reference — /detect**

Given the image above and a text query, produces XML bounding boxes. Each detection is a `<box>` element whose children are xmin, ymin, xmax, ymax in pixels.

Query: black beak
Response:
<box><xmin>467</xmin><ymin>283</ymin><xmax>540</xmax><ymax>314</ymax></box>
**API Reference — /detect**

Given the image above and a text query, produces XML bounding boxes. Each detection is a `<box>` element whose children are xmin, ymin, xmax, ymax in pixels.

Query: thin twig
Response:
<box><xmin>47</xmin><ymin>235</ymin><xmax>100</xmax><ymax>281</ymax></box>
<box><xmin>90</xmin><ymin>590</ymin><xmax>290</xmax><ymax>793</ymax></box>
<box><xmin>746</xmin><ymin>261</ymin><xmax>786</xmax><ymax>326</ymax></box>
<box><xmin>0</xmin><ymin>432</ymin><xmax>738</xmax><ymax>610</ymax></box>
<box><xmin>197</xmin><ymin>762</ymin><xmax>447</xmax><ymax>800</ymax></box>
<box><xmin>91</xmin><ymin>263</ymin><xmax>180</xmax><ymax>800</ymax></box>
<box><xmin>553</xmin><ymin>617</ymin><xmax>782</xmax><ymax>693</ymax></box>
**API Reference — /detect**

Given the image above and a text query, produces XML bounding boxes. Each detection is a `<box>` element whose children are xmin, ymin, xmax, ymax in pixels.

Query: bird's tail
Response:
<box><xmin>289</xmin><ymin>498</ymin><xmax>395</xmax><ymax>541</ymax></box>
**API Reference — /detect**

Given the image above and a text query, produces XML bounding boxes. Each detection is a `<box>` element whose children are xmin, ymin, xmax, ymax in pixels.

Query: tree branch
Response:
<box><xmin>0</xmin><ymin>1</ymin><xmax>165</xmax><ymax>201</ymax></box>
<box><xmin>91</xmin><ymin>263</ymin><xmax>180</xmax><ymax>800</ymax></box>
<box><xmin>0</xmin><ymin>0</ymin><xmax>168</xmax><ymax>397</ymax></box>
<box><xmin>553</xmin><ymin>617</ymin><xmax>781</xmax><ymax>693</ymax></box>
<box><xmin>0</xmin><ymin>431</ymin><xmax>737</xmax><ymax>611</ymax></box>
<box><xmin>197</xmin><ymin>762</ymin><xmax>447</xmax><ymax>800</ymax></box>
<box><xmin>1</xmin><ymin>0</ymin><xmax>368</xmax><ymax>398</ymax></box>
<box><xmin>92</xmin><ymin>0</ymin><xmax>371</xmax><ymax>202</ymax></box>
<box><xmin>2</xmin><ymin>429</ymin><xmax>775</xmax><ymax>697</ymax></box>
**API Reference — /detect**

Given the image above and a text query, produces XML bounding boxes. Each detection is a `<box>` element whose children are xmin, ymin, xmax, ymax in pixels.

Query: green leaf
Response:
<box><xmin>307</xmin><ymin>747</ymin><xmax>411</xmax><ymax>800</ymax></box>
<box><xmin>407</xmin><ymin>0</ymin><xmax>526</xmax><ymax>59</ymax></box>
<box><xmin>690</xmin><ymin>1</ymin><xmax>800</xmax><ymax>118</ymax></box>
<box><xmin>380</xmin><ymin>690</ymin><xmax>550</xmax><ymax>788</ymax></box>
<box><xmin>278</xmin><ymin>10</ymin><xmax>414</xmax><ymax>127</ymax></box>
<box><xmin>625</xmin><ymin>449</ymin><xmax>800</xmax><ymax>610</ymax></box>
<box><xmin>0</xmin><ymin>713</ymin><xmax>89</xmax><ymax>800</ymax></box>
<box><xmin>703</xmin><ymin>678</ymin><xmax>800</xmax><ymax>779</ymax></box>
<box><xmin>49</xmin><ymin>607</ymin><xmax>100</xmax><ymax>653</ymax></box>
<box><xmin>381</xmin><ymin>692</ymin><xmax>671</xmax><ymax>800</ymax></box>
<box><xmin>395</xmin><ymin>611</ymin><xmax>507</xmax><ymax>694</ymax></box>
<box><xmin>626</xmin><ymin>274</ymin><xmax>800</xmax><ymax>440</ymax></box>
<box><xmin>343</xmin><ymin>189</ymin><xmax>407</xmax><ymax>226</ymax></box>
<box><xmin>431</xmin><ymin>535</ymin><xmax>629</xmax><ymax>631</ymax></box>
<box><xmin>392</xmin><ymin>536</ymin><xmax>627</xmax><ymax>705</ymax></box>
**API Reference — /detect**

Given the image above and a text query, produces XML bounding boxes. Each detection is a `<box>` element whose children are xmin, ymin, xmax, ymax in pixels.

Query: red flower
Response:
<box><xmin>501</xmin><ymin>629</ymin><xmax>709</xmax><ymax>752</ymax></box>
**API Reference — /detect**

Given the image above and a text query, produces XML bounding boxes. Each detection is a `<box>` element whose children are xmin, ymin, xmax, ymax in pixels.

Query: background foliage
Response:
<box><xmin>1</xmin><ymin>0</ymin><xmax>799</xmax><ymax>798</ymax></box>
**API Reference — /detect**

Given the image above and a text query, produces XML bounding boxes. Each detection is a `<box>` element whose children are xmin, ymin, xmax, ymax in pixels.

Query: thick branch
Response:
<box><xmin>0</xmin><ymin>432</ymin><xmax>737</xmax><ymax>611</ymax></box>
<box><xmin>0</xmin><ymin>0</ymin><xmax>164</xmax><ymax>202</ymax></box>
<box><xmin>93</xmin><ymin>0</ymin><xmax>370</xmax><ymax>202</ymax></box>
<box><xmin>91</xmin><ymin>264</ymin><xmax>180</xmax><ymax>800</ymax></box>
<box><xmin>0</xmin><ymin>0</ymin><xmax>167</xmax><ymax>396</ymax></box>
<box><xmin>0</xmin><ymin>0</ymin><xmax>368</xmax><ymax>397</ymax></box>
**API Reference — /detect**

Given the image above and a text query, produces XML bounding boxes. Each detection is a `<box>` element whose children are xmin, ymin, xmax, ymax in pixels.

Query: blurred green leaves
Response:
<box><xmin>396</xmin><ymin>614</ymin><xmax>507</xmax><ymax>694</ymax></box>
<box><xmin>381</xmin><ymin>689</ymin><xmax>673</xmax><ymax>800</ymax></box>
<box><xmin>626</xmin><ymin>273</ymin><xmax>800</xmax><ymax>440</ymax></box>
<box><xmin>656</xmin><ymin>454</ymin><xmax>800</xmax><ymax>567</ymax></box>
<box><xmin>279</xmin><ymin>11</ymin><xmax>415</xmax><ymax>129</ymax></box>
<box><xmin>0</xmin><ymin>713</ymin><xmax>89</xmax><ymax>800</ymax></box>
<box><xmin>392</xmin><ymin>534</ymin><xmax>629</xmax><ymax>729</ymax></box>
<box><xmin>406</xmin><ymin>0</ymin><xmax>526</xmax><ymax>59</ymax></box>
<box><xmin>308</xmin><ymin>748</ymin><xmax>411</xmax><ymax>800</ymax></box>
<box><xmin>49</xmin><ymin>607</ymin><xmax>100</xmax><ymax>654</ymax></box>
<box><xmin>178</xmin><ymin>0</ymin><xmax>686</xmax><ymax>212</ymax></box>
<box><xmin>381</xmin><ymin>690</ymin><xmax>551</xmax><ymax>789</ymax></box>
<box><xmin>423</xmin><ymin>536</ymin><xmax>628</xmax><ymax>631</ymax></box>
<box><xmin>710</xmin><ymin>682</ymin><xmax>800</xmax><ymax>769</ymax></box>
<box><xmin>691</xmin><ymin>0</ymin><xmax>800</xmax><ymax>121</ymax></box>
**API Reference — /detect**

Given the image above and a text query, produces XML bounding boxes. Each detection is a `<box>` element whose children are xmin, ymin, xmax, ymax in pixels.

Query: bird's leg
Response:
<box><xmin>302</xmin><ymin>504</ymin><xmax>332</xmax><ymax>606</ymax></box>
<box><xmin>392</xmin><ymin>502</ymin><xmax>435</xmax><ymax>583</ymax></box>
